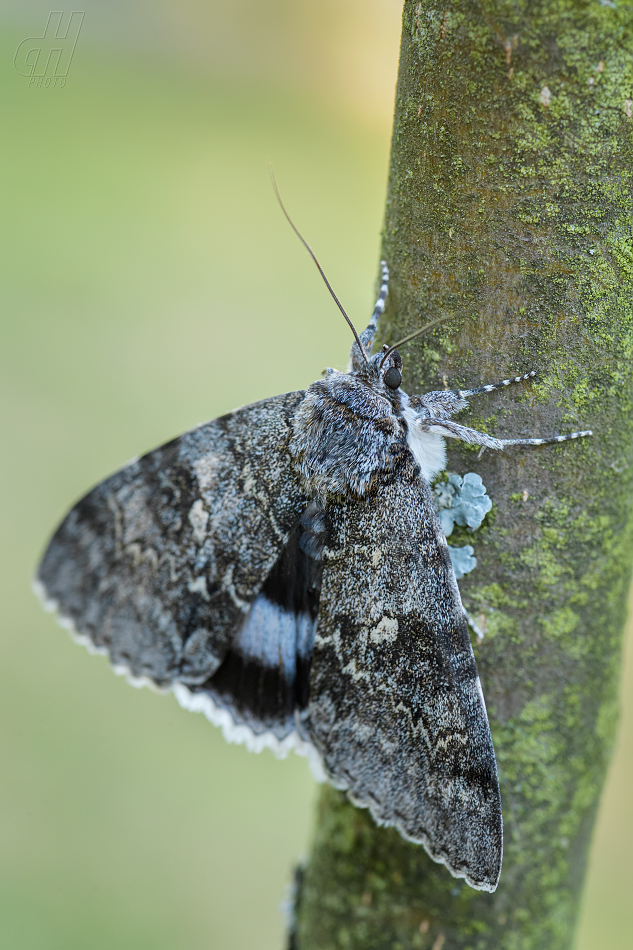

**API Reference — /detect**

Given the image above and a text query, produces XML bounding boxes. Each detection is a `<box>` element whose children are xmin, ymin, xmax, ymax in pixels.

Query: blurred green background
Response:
<box><xmin>0</xmin><ymin>4</ymin><xmax>631</xmax><ymax>948</ymax></box>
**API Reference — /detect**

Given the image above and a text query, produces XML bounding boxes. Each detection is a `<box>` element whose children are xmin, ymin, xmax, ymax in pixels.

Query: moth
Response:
<box><xmin>35</xmin><ymin>191</ymin><xmax>591</xmax><ymax>893</ymax></box>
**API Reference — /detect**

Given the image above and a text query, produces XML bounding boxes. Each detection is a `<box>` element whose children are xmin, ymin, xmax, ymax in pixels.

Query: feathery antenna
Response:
<box><xmin>268</xmin><ymin>164</ymin><xmax>368</xmax><ymax>366</ymax></box>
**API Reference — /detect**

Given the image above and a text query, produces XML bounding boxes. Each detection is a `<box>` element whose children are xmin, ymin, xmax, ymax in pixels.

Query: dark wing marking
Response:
<box><xmin>306</xmin><ymin>448</ymin><xmax>502</xmax><ymax>892</ymax></box>
<box><xmin>36</xmin><ymin>393</ymin><xmax>310</xmax><ymax>706</ymax></box>
<box><xmin>186</xmin><ymin>512</ymin><xmax>324</xmax><ymax>752</ymax></box>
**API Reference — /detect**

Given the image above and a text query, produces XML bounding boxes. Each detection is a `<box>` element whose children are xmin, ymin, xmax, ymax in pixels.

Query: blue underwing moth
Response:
<box><xmin>34</xmin><ymin>196</ymin><xmax>592</xmax><ymax>893</ymax></box>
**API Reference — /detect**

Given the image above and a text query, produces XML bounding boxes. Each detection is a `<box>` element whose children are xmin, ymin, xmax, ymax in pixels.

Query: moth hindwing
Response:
<box><xmin>36</xmin><ymin>260</ymin><xmax>592</xmax><ymax>893</ymax></box>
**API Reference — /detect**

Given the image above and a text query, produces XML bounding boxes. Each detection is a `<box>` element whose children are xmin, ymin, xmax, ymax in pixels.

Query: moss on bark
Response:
<box><xmin>292</xmin><ymin>2</ymin><xmax>633</xmax><ymax>947</ymax></box>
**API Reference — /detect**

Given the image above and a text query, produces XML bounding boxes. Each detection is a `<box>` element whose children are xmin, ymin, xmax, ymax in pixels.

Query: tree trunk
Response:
<box><xmin>291</xmin><ymin>1</ymin><xmax>633</xmax><ymax>947</ymax></box>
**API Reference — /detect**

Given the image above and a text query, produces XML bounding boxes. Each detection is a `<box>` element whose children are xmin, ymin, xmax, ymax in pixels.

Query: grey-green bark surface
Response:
<box><xmin>291</xmin><ymin>1</ymin><xmax>633</xmax><ymax>948</ymax></box>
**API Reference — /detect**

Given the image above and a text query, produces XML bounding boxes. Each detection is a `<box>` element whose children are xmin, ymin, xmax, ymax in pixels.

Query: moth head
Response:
<box><xmin>380</xmin><ymin>345</ymin><xmax>402</xmax><ymax>390</ymax></box>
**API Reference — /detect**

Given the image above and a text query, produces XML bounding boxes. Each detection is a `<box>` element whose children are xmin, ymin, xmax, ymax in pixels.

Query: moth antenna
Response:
<box><xmin>380</xmin><ymin>314</ymin><xmax>453</xmax><ymax>368</ymax></box>
<box><xmin>268</xmin><ymin>164</ymin><xmax>368</xmax><ymax>366</ymax></box>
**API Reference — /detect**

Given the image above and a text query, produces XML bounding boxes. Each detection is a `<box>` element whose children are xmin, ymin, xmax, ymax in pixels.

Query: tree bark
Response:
<box><xmin>291</xmin><ymin>2</ymin><xmax>633</xmax><ymax>947</ymax></box>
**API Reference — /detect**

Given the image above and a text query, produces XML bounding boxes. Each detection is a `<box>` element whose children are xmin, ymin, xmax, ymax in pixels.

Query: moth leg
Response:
<box><xmin>459</xmin><ymin>371</ymin><xmax>536</xmax><ymax>398</ymax></box>
<box><xmin>363</xmin><ymin>259</ymin><xmax>389</xmax><ymax>347</ymax></box>
<box><xmin>425</xmin><ymin>419</ymin><xmax>592</xmax><ymax>451</ymax></box>
<box><xmin>348</xmin><ymin>261</ymin><xmax>389</xmax><ymax>370</ymax></box>
<box><xmin>494</xmin><ymin>431</ymin><xmax>593</xmax><ymax>447</ymax></box>
<box><xmin>463</xmin><ymin>608</ymin><xmax>484</xmax><ymax>642</ymax></box>
<box><xmin>411</xmin><ymin>372</ymin><xmax>537</xmax><ymax>420</ymax></box>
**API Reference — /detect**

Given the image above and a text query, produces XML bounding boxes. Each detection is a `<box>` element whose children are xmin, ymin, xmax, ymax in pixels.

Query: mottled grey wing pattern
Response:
<box><xmin>37</xmin><ymin>392</ymin><xmax>309</xmax><ymax>690</ymax></box>
<box><xmin>307</xmin><ymin>449</ymin><xmax>502</xmax><ymax>892</ymax></box>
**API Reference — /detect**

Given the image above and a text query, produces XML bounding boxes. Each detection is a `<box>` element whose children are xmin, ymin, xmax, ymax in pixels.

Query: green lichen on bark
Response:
<box><xmin>292</xmin><ymin>1</ymin><xmax>633</xmax><ymax>948</ymax></box>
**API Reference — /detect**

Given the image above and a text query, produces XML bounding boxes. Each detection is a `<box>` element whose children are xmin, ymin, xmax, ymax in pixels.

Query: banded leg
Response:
<box><xmin>358</xmin><ymin>260</ymin><xmax>389</xmax><ymax>354</ymax></box>
<box><xmin>414</xmin><ymin>372</ymin><xmax>537</xmax><ymax>420</ymax></box>
<box><xmin>459</xmin><ymin>371</ymin><xmax>536</xmax><ymax>398</ymax></box>
<box><xmin>495</xmin><ymin>431</ymin><xmax>593</xmax><ymax>447</ymax></box>
<box><xmin>426</xmin><ymin>420</ymin><xmax>592</xmax><ymax>451</ymax></box>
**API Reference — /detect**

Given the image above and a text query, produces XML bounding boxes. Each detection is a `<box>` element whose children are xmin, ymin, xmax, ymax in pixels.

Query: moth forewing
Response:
<box><xmin>301</xmin><ymin>414</ymin><xmax>502</xmax><ymax>892</ymax></box>
<box><xmin>35</xmin><ymin>392</ymin><xmax>319</xmax><ymax>755</ymax></box>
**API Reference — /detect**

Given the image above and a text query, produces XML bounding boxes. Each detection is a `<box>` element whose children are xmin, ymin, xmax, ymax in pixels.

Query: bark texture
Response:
<box><xmin>292</xmin><ymin>1</ymin><xmax>633</xmax><ymax>948</ymax></box>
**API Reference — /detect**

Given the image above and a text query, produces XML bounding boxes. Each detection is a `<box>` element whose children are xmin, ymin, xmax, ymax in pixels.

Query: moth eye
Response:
<box><xmin>384</xmin><ymin>366</ymin><xmax>402</xmax><ymax>389</ymax></box>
